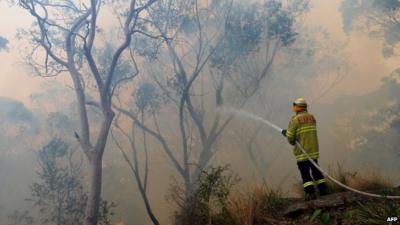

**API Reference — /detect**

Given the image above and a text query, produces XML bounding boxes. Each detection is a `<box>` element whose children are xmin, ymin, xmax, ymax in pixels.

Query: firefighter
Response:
<box><xmin>281</xmin><ymin>97</ymin><xmax>329</xmax><ymax>200</ymax></box>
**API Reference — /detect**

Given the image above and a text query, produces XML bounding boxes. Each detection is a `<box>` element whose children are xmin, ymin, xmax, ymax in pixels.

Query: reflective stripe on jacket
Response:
<box><xmin>286</xmin><ymin>111</ymin><xmax>319</xmax><ymax>161</ymax></box>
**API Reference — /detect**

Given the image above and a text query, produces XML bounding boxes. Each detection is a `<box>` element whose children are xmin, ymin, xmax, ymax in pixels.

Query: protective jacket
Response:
<box><xmin>286</xmin><ymin>111</ymin><xmax>319</xmax><ymax>161</ymax></box>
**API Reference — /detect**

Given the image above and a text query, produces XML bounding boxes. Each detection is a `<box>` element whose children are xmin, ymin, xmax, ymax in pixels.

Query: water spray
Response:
<box><xmin>222</xmin><ymin>107</ymin><xmax>400</xmax><ymax>199</ymax></box>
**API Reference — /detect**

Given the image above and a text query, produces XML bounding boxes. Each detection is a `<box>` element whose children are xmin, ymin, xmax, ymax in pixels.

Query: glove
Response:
<box><xmin>281</xmin><ymin>129</ymin><xmax>287</xmax><ymax>137</ymax></box>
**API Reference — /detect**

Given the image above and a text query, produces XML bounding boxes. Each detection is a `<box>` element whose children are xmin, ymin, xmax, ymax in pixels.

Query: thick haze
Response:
<box><xmin>0</xmin><ymin>0</ymin><xmax>399</xmax><ymax>224</ymax></box>
<box><xmin>1</xmin><ymin>0</ymin><xmax>399</xmax><ymax>103</ymax></box>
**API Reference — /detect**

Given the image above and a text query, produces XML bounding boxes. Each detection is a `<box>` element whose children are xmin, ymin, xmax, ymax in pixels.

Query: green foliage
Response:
<box><xmin>134</xmin><ymin>81</ymin><xmax>165</xmax><ymax>113</ymax></box>
<box><xmin>339</xmin><ymin>0</ymin><xmax>371</xmax><ymax>33</ymax></box>
<box><xmin>45</xmin><ymin>112</ymin><xmax>73</xmax><ymax>134</ymax></box>
<box><xmin>210</xmin><ymin>0</ymin><xmax>298</xmax><ymax>69</ymax></box>
<box><xmin>98</xmin><ymin>201</ymin><xmax>117</xmax><ymax>225</ymax></box>
<box><xmin>149</xmin><ymin>0</ymin><xmax>196</xmax><ymax>32</ymax></box>
<box><xmin>319</xmin><ymin>211</ymin><xmax>331</xmax><ymax>225</ymax></box>
<box><xmin>194</xmin><ymin>165</ymin><xmax>240</xmax><ymax>224</ymax></box>
<box><xmin>26</xmin><ymin>138</ymin><xmax>115</xmax><ymax>225</ymax></box>
<box><xmin>339</xmin><ymin>0</ymin><xmax>400</xmax><ymax>57</ymax></box>
<box><xmin>0</xmin><ymin>97</ymin><xmax>34</xmax><ymax>123</ymax></box>
<box><xmin>310</xmin><ymin>209</ymin><xmax>331</xmax><ymax>225</ymax></box>
<box><xmin>196</xmin><ymin>165</ymin><xmax>240</xmax><ymax>207</ymax></box>
<box><xmin>265</xmin><ymin>0</ymin><xmax>297</xmax><ymax>46</ymax></box>
<box><xmin>0</xmin><ymin>97</ymin><xmax>36</xmax><ymax>155</ymax></box>
<box><xmin>210</xmin><ymin>4</ymin><xmax>263</xmax><ymax>68</ymax></box>
<box><xmin>29</xmin><ymin>138</ymin><xmax>85</xmax><ymax>225</ymax></box>
<box><xmin>173</xmin><ymin>165</ymin><xmax>240</xmax><ymax>225</ymax></box>
<box><xmin>0</xmin><ymin>36</ymin><xmax>8</xmax><ymax>51</ymax></box>
<box><xmin>7</xmin><ymin>210</ymin><xmax>34</xmax><ymax>225</ymax></box>
<box><xmin>310</xmin><ymin>209</ymin><xmax>322</xmax><ymax>222</ymax></box>
<box><xmin>350</xmin><ymin>199</ymin><xmax>400</xmax><ymax>225</ymax></box>
<box><xmin>96</xmin><ymin>42</ymin><xmax>137</xmax><ymax>88</ymax></box>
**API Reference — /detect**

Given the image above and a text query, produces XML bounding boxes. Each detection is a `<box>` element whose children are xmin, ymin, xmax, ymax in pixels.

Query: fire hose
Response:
<box><xmin>224</xmin><ymin>108</ymin><xmax>400</xmax><ymax>199</ymax></box>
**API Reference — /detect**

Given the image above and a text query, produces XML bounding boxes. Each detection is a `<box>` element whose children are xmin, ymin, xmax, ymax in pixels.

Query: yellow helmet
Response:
<box><xmin>293</xmin><ymin>97</ymin><xmax>307</xmax><ymax>107</ymax></box>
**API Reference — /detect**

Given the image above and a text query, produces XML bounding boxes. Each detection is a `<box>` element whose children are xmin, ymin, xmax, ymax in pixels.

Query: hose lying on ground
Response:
<box><xmin>224</xmin><ymin>108</ymin><xmax>400</xmax><ymax>199</ymax></box>
<box><xmin>295</xmin><ymin>141</ymin><xmax>400</xmax><ymax>199</ymax></box>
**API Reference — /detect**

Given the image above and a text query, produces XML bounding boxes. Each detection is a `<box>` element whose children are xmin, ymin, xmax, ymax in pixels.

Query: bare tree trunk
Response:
<box><xmin>85</xmin><ymin>155</ymin><xmax>103</xmax><ymax>225</ymax></box>
<box><xmin>135</xmin><ymin>175</ymin><xmax>160</xmax><ymax>225</ymax></box>
<box><xmin>85</xmin><ymin>114</ymin><xmax>114</xmax><ymax>225</ymax></box>
<box><xmin>139</xmin><ymin>113</ymin><xmax>160</xmax><ymax>225</ymax></box>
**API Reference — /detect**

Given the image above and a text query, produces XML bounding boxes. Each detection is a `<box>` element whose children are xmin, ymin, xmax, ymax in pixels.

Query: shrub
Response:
<box><xmin>7</xmin><ymin>210</ymin><xmax>33</xmax><ymax>225</ymax></box>
<box><xmin>346</xmin><ymin>198</ymin><xmax>400</xmax><ymax>225</ymax></box>
<box><xmin>10</xmin><ymin>138</ymin><xmax>115</xmax><ymax>225</ymax></box>
<box><xmin>172</xmin><ymin>165</ymin><xmax>240</xmax><ymax>225</ymax></box>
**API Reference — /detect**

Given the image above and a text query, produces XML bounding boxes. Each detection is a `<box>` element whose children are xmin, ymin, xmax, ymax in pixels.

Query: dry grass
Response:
<box><xmin>228</xmin><ymin>191</ymin><xmax>256</xmax><ymax>225</ymax></box>
<box><xmin>328</xmin><ymin>163</ymin><xmax>394</xmax><ymax>193</ymax></box>
<box><xmin>349</xmin><ymin>173</ymin><xmax>394</xmax><ymax>191</ymax></box>
<box><xmin>227</xmin><ymin>185</ymin><xmax>290</xmax><ymax>225</ymax></box>
<box><xmin>327</xmin><ymin>162</ymin><xmax>357</xmax><ymax>193</ymax></box>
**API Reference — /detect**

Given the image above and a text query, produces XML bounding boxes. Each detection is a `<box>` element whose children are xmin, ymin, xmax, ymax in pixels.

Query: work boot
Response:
<box><xmin>305</xmin><ymin>192</ymin><xmax>317</xmax><ymax>201</ymax></box>
<box><xmin>318</xmin><ymin>183</ymin><xmax>329</xmax><ymax>197</ymax></box>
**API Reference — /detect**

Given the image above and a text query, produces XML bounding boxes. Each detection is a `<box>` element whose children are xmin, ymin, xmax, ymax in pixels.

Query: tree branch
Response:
<box><xmin>113</xmin><ymin>104</ymin><xmax>186</xmax><ymax>177</ymax></box>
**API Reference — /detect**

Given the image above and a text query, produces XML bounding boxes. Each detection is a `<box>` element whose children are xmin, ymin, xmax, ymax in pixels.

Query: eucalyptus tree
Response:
<box><xmin>31</xmin><ymin>139</ymin><xmax>86</xmax><ymax>225</ymax></box>
<box><xmin>15</xmin><ymin>0</ymin><xmax>158</xmax><ymax>224</ymax></box>
<box><xmin>340</xmin><ymin>0</ymin><xmax>400</xmax><ymax>58</ymax></box>
<box><xmin>0</xmin><ymin>97</ymin><xmax>36</xmax><ymax>154</ymax></box>
<box><xmin>115</xmin><ymin>0</ymin><xmax>309</xmax><ymax>197</ymax></box>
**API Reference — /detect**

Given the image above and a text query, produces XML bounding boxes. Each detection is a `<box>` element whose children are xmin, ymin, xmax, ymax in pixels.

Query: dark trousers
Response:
<box><xmin>297</xmin><ymin>159</ymin><xmax>328</xmax><ymax>195</ymax></box>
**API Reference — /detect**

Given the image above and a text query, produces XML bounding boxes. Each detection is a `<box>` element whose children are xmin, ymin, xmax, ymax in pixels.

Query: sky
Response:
<box><xmin>0</xmin><ymin>0</ymin><xmax>399</xmax><ymax>105</ymax></box>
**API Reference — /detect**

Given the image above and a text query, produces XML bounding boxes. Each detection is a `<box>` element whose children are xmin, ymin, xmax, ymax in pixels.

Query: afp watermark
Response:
<box><xmin>387</xmin><ymin>217</ymin><xmax>398</xmax><ymax>222</ymax></box>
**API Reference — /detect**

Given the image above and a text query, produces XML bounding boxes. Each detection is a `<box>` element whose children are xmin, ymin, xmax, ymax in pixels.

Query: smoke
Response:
<box><xmin>0</xmin><ymin>0</ymin><xmax>400</xmax><ymax>224</ymax></box>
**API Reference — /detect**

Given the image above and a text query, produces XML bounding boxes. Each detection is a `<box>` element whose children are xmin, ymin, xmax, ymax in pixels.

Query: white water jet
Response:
<box><xmin>219</xmin><ymin>107</ymin><xmax>283</xmax><ymax>133</ymax></box>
